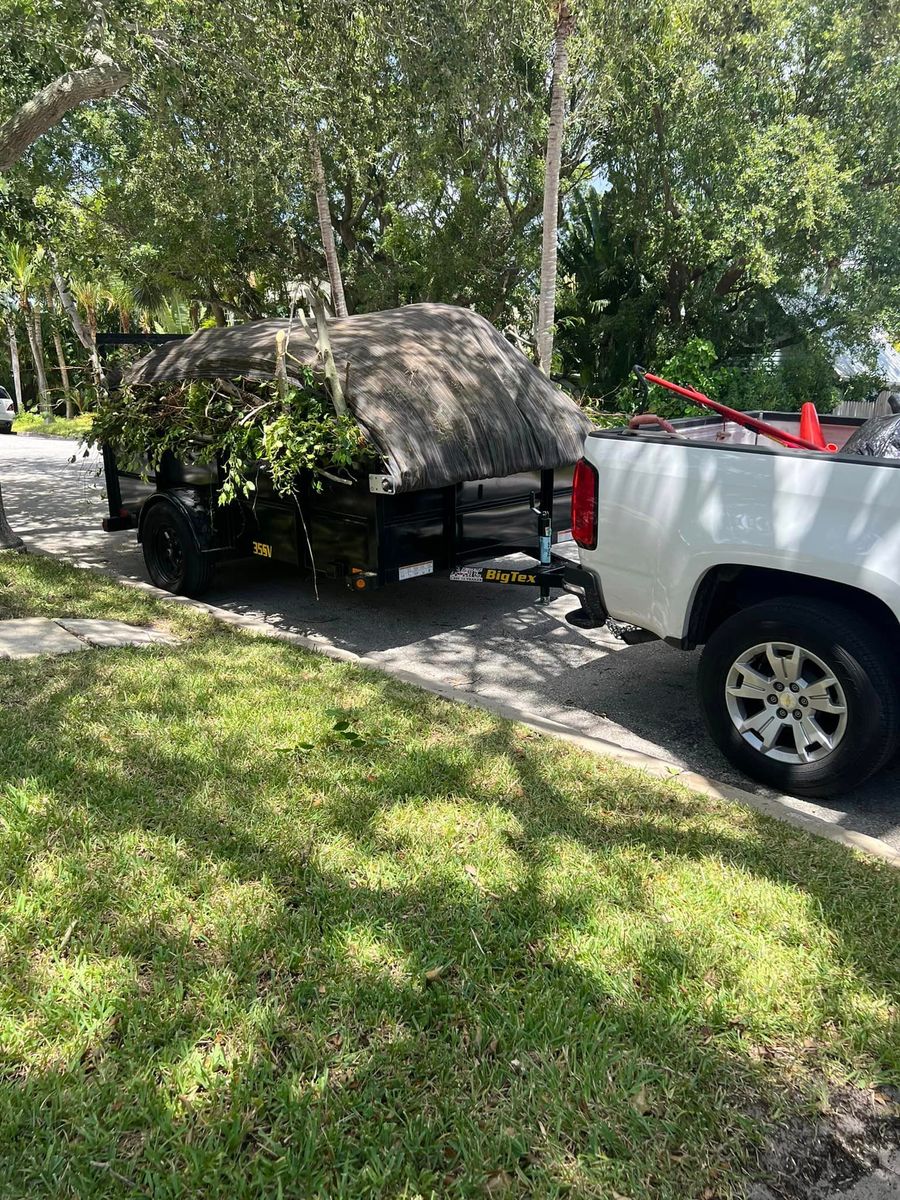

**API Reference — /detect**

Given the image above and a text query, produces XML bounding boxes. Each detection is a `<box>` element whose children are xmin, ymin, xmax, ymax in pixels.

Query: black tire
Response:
<box><xmin>697</xmin><ymin>597</ymin><xmax>900</xmax><ymax>798</ymax></box>
<box><xmin>142</xmin><ymin>502</ymin><xmax>213</xmax><ymax>597</ymax></box>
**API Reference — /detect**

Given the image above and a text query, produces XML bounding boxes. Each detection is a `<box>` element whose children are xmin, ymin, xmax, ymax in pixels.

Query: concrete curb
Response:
<box><xmin>28</xmin><ymin>550</ymin><xmax>900</xmax><ymax>870</ymax></box>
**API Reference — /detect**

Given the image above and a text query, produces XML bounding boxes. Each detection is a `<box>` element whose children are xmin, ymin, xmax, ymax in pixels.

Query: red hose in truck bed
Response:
<box><xmin>640</xmin><ymin>370</ymin><xmax>832</xmax><ymax>454</ymax></box>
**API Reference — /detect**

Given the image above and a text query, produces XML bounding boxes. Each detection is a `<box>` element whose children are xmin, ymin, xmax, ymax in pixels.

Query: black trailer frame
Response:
<box><xmin>97</xmin><ymin>333</ymin><xmax>576</xmax><ymax>601</ymax></box>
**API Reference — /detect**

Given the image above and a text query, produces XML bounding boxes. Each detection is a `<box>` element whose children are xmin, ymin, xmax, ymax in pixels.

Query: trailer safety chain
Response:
<box><xmin>606</xmin><ymin>619</ymin><xmax>646</xmax><ymax>641</ymax></box>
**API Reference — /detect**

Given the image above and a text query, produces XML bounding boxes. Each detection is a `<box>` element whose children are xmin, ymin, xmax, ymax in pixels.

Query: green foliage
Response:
<box><xmin>648</xmin><ymin>339</ymin><xmax>721</xmax><ymax>418</ymax></box>
<box><xmin>556</xmin><ymin>0</ymin><xmax>900</xmax><ymax>405</ymax></box>
<box><xmin>640</xmin><ymin>337</ymin><xmax>856</xmax><ymax>420</ymax></box>
<box><xmin>90</xmin><ymin>375</ymin><xmax>375</xmax><ymax>506</ymax></box>
<box><xmin>2</xmin><ymin>0</ymin><xmax>898</xmax><ymax>408</ymax></box>
<box><xmin>839</xmin><ymin>371</ymin><xmax>886</xmax><ymax>407</ymax></box>
<box><xmin>556</xmin><ymin>188</ymin><xmax>660</xmax><ymax>398</ymax></box>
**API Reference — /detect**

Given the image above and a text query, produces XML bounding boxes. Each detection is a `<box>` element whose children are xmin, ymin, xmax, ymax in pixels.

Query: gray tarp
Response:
<box><xmin>125</xmin><ymin>303</ymin><xmax>593</xmax><ymax>492</ymax></box>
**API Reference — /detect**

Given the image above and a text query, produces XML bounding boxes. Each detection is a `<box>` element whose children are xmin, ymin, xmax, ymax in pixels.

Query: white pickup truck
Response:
<box><xmin>565</xmin><ymin>409</ymin><xmax>900</xmax><ymax>798</ymax></box>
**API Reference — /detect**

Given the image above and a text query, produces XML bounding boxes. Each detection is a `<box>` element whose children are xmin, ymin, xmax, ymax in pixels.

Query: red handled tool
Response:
<box><xmin>634</xmin><ymin>367</ymin><xmax>834</xmax><ymax>454</ymax></box>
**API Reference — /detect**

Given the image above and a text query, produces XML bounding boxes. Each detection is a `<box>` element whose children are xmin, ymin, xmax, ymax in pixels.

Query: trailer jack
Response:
<box><xmin>448</xmin><ymin>472</ymin><xmax>568</xmax><ymax>600</ymax></box>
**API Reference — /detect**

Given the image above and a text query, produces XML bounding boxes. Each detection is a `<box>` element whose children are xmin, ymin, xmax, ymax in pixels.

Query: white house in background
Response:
<box><xmin>834</xmin><ymin>332</ymin><xmax>900</xmax><ymax>416</ymax></box>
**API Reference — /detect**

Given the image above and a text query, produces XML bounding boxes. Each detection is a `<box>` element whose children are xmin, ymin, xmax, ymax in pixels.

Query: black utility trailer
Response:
<box><xmin>97</xmin><ymin>305</ymin><xmax>593</xmax><ymax>600</ymax></box>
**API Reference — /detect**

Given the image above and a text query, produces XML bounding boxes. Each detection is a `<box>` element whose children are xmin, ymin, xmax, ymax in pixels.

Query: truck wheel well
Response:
<box><xmin>687</xmin><ymin>566</ymin><xmax>900</xmax><ymax>648</ymax></box>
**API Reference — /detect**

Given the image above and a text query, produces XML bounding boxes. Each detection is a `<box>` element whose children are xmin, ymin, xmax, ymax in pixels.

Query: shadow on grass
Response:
<box><xmin>0</xmin><ymin>636</ymin><xmax>897</xmax><ymax>1199</ymax></box>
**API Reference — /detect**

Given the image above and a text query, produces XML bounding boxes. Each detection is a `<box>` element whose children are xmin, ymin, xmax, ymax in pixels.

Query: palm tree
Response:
<box><xmin>555</xmin><ymin>188</ymin><xmax>661</xmax><ymax>395</ymax></box>
<box><xmin>536</xmin><ymin>1</ymin><xmax>575</xmax><ymax>376</ymax></box>
<box><xmin>3</xmin><ymin>241</ymin><xmax>52</xmax><ymax>414</ymax></box>
<box><xmin>71</xmin><ymin>278</ymin><xmax>104</xmax><ymax>343</ymax></box>
<box><xmin>151</xmin><ymin>293</ymin><xmax>193</xmax><ymax>334</ymax></box>
<box><xmin>130</xmin><ymin>274</ymin><xmax>168</xmax><ymax>333</ymax></box>
<box><xmin>104</xmin><ymin>275</ymin><xmax>135</xmax><ymax>333</ymax></box>
<box><xmin>0</xmin><ymin>270</ymin><xmax>24</xmax><ymax>414</ymax></box>
<box><xmin>3</xmin><ymin>310</ymin><xmax>24</xmax><ymax>413</ymax></box>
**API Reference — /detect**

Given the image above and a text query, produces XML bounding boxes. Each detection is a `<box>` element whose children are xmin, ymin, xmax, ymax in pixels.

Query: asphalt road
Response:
<box><xmin>3</xmin><ymin>433</ymin><xmax>899</xmax><ymax>849</ymax></box>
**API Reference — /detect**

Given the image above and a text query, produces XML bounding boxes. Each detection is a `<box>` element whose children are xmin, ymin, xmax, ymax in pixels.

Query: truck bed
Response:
<box><xmin>633</xmin><ymin>411</ymin><xmax>863</xmax><ymax>453</ymax></box>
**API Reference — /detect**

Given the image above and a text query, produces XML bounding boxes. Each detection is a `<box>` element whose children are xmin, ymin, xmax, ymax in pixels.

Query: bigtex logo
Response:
<box><xmin>484</xmin><ymin>568</ymin><xmax>537</xmax><ymax>584</ymax></box>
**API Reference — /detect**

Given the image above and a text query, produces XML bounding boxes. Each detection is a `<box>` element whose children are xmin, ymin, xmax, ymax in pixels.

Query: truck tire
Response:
<box><xmin>142</xmin><ymin>501</ymin><xmax>213</xmax><ymax>597</ymax></box>
<box><xmin>697</xmin><ymin>597</ymin><xmax>900</xmax><ymax>798</ymax></box>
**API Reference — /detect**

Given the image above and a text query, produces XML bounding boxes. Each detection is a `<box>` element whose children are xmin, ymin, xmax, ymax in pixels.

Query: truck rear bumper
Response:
<box><xmin>563</xmin><ymin>565</ymin><xmax>608</xmax><ymax>627</ymax></box>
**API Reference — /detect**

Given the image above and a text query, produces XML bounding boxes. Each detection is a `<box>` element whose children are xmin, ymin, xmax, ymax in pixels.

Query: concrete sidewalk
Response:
<box><xmin>0</xmin><ymin>616</ymin><xmax>178</xmax><ymax>659</ymax></box>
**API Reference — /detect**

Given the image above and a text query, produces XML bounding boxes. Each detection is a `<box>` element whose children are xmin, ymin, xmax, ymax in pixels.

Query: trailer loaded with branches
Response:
<box><xmin>96</xmin><ymin>303</ymin><xmax>593</xmax><ymax>599</ymax></box>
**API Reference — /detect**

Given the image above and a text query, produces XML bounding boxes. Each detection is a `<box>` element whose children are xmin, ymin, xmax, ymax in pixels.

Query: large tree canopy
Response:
<box><xmin>556</xmin><ymin>0</ymin><xmax>900</xmax><ymax>399</ymax></box>
<box><xmin>0</xmin><ymin>0</ymin><xmax>897</xmax><ymax>411</ymax></box>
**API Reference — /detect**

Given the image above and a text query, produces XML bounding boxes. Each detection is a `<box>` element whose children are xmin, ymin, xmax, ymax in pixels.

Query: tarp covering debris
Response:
<box><xmin>842</xmin><ymin>413</ymin><xmax>900</xmax><ymax>459</ymax></box>
<box><xmin>125</xmin><ymin>303</ymin><xmax>593</xmax><ymax>493</ymax></box>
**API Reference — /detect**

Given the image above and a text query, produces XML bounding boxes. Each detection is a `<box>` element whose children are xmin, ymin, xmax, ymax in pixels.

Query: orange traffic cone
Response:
<box><xmin>799</xmin><ymin>402</ymin><xmax>836</xmax><ymax>452</ymax></box>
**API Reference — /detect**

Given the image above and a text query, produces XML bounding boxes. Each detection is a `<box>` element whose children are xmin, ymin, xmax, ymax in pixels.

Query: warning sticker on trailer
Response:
<box><xmin>399</xmin><ymin>560</ymin><xmax>434</xmax><ymax>581</ymax></box>
<box><xmin>449</xmin><ymin>567</ymin><xmax>485</xmax><ymax>583</ymax></box>
<box><xmin>556</xmin><ymin>529</ymin><xmax>574</xmax><ymax>543</ymax></box>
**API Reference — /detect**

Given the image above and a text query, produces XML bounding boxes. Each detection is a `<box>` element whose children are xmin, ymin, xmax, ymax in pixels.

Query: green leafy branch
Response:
<box><xmin>90</xmin><ymin>371</ymin><xmax>378</xmax><ymax>505</ymax></box>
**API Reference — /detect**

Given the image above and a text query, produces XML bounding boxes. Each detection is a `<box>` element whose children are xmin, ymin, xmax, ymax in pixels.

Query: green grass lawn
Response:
<box><xmin>0</xmin><ymin>555</ymin><xmax>897</xmax><ymax>1199</ymax></box>
<box><xmin>12</xmin><ymin>412</ymin><xmax>94</xmax><ymax>439</ymax></box>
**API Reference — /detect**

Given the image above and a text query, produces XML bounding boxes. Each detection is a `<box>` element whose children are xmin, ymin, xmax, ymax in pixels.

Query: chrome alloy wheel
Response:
<box><xmin>724</xmin><ymin>641</ymin><xmax>848</xmax><ymax>765</ymax></box>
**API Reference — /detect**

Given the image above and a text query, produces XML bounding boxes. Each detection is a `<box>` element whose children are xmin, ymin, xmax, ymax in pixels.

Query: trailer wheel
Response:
<box><xmin>697</xmin><ymin>597</ymin><xmax>900</xmax><ymax>798</ymax></box>
<box><xmin>142</xmin><ymin>502</ymin><xmax>213</xmax><ymax>597</ymax></box>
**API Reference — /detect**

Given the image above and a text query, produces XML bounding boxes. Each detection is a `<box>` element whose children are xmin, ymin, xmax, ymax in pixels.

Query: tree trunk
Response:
<box><xmin>210</xmin><ymin>301</ymin><xmax>226</xmax><ymax>327</ymax></box>
<box><xmin>46</xmin><ymin>287</ymin><xmax>73</xmax><ymax>416</ymax></box>
<box><xmin>536</xmin><ymin>2</ymin><xmax>575</xmax><ymax>376</ymax></box>
<box><xmin>5</xmin><ymin>316</ymin><xmax>24</xmax><ymax>413</ymax></box>
<box><xmin>189</xmin><ymin>300</ymin><xmax>200</xmax><ymax>331</ymax></box>
<box><xmin>52</xmin><ymin>267</ymin><xmax>102</xmax><ymax>382</ymax></box>
<box><xmin>53</xmin><ymin>327</ymin><xmax>73</xmax><ymax>417</ymax></box>
<box><xmin>310</xmin><ymin>135</ymin><xmax>348</xmax><ymax>318</ymax></box>
<box><xmin>0</xmin><ymin>480</ymin><xmax>24</xmax><ymax>552</ymax></box>
<box><xmin>0</xmin><ymin>61</ymin><xmax>130</xmax><ymax>172</ymax></box>
<box><xmin>24</xmin><ymin>306</ymin><xmax>52</xmax><ymax>415</ymax></box>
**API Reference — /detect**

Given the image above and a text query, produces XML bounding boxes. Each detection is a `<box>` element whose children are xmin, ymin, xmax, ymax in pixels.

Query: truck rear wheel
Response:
<box><xmin>697</xmin><ymin>598</ymin><xmax>900</xmax><ymax>798</ymax></box>
<box><xmin>142</xmin><ymin>502</ymin><xmax>213</xmax><ymax>597</ymax></box>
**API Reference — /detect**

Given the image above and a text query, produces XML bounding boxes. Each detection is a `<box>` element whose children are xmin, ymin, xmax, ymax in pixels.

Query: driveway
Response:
<box><xmin>3</xmin><ymin>433</ymin><xmax>898</xmax><ymax>849</ymax></box>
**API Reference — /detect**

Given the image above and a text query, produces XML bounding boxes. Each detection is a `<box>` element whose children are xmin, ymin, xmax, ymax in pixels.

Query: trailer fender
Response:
<box><xmin>137</xmin><ymin>489</ymin><xmax>214</xmax><ymax>553</ymax></box>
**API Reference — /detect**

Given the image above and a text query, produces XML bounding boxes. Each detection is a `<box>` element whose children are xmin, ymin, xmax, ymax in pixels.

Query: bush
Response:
<box><xmin>643</xmin><ymin>338</ymin><xmax>877</xmax><ymax>420</ymax></box>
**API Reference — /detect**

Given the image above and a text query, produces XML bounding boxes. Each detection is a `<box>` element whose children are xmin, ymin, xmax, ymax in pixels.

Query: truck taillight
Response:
<box><xmin>571</xmin><ymin>458</ymin><xmax>598</xmax><ymax>550</ymax></box>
